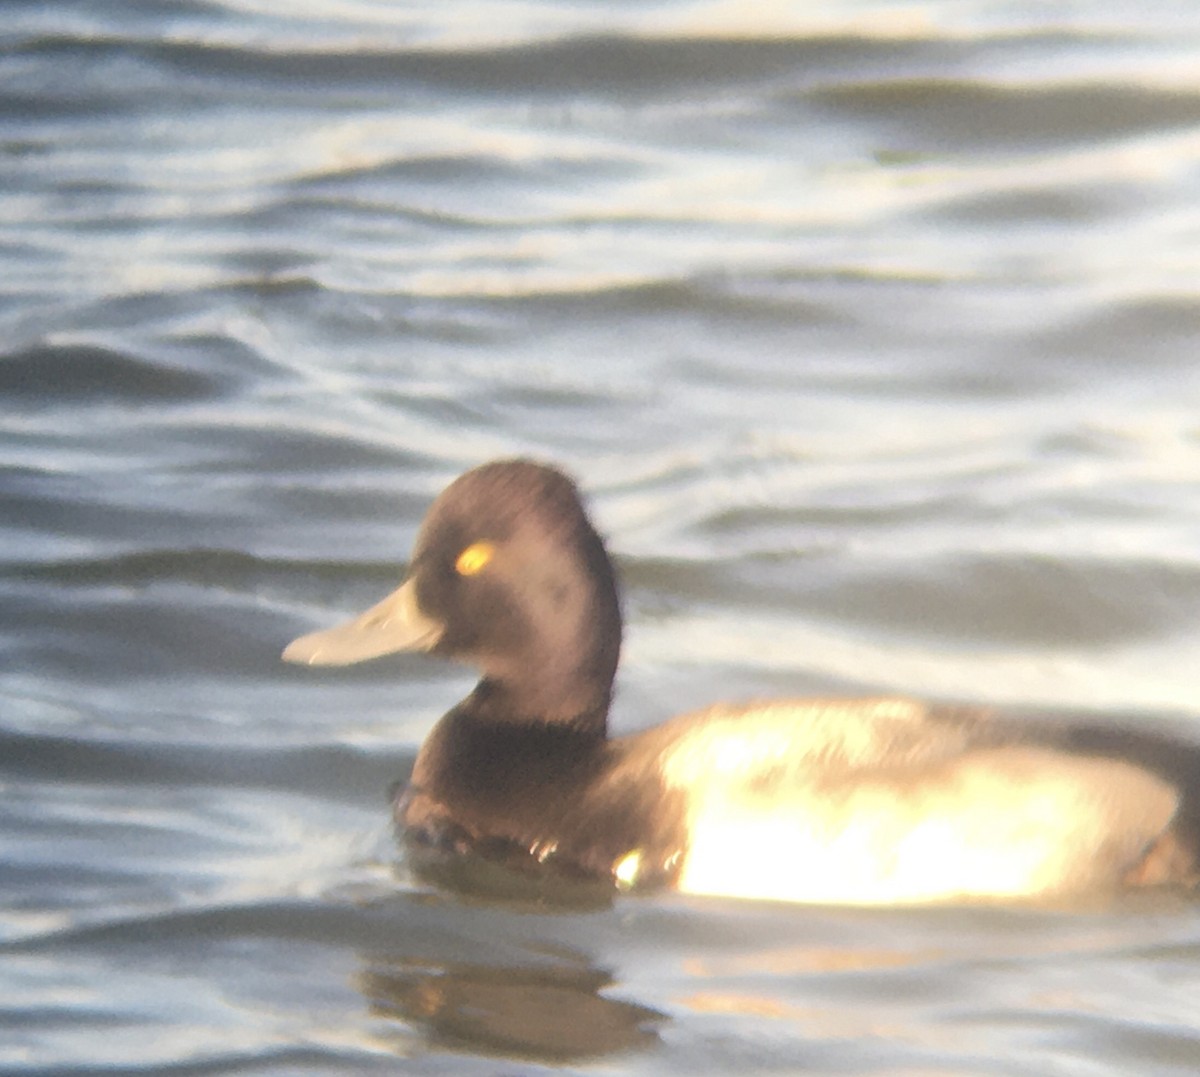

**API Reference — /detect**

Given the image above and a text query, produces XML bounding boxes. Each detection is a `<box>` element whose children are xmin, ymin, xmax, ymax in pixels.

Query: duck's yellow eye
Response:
<box><xmin>455</xmin><ymin>541</ymin><xmax>495</xmax><ymax>577</ymax></box>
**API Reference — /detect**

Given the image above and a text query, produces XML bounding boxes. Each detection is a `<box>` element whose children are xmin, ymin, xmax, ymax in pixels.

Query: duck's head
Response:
<box><xmin>283</xmin><ymin>459</ymin><xmax>622</xmax><ymax>729</ymax></box>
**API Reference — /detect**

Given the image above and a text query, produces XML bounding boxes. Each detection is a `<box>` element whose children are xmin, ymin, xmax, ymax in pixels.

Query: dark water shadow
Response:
<box><xmin>356</xmin><ymin>848</ymin><xmax>663</xmax><ymax>1060</ymax></box>
<box><xmin>358</xmin><ymin>951</ymin><xmax>666</xmax><ymax>1062</ymax></box>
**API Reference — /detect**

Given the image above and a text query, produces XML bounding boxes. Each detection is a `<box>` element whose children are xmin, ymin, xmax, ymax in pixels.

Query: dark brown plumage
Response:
<box><xmin>285</xmin><ymin>459</ymin><xmax>1200</xmax><ymax>905</ymax></box>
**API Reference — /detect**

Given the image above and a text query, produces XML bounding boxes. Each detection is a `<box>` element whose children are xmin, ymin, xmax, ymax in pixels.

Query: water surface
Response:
<box><xmin>4</xmin><ymin>2</ymin><xmax>1200</xmax><ymax>1073</ymax></box>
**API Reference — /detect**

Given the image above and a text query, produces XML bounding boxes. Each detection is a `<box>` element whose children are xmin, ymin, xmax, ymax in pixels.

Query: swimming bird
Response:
<box><xmin>283</xmin><ymin>459</ymin><xmax>1200</xmax><ymax>905</ymax></box>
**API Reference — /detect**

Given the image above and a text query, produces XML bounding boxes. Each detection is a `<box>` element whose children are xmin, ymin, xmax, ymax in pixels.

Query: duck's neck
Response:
<box><xmin>467</xmin><ymin>531</ymin><xmax>621</xmax><ymax>736</ymax></box>
<box><xmin>434</xmin><ymin>500</ymin><xmax>622</xmax><ymax>736</ymax></box>
<box><xmin>466</xmin><ymin>675</ymin><xmax>610</xmax><ymax>738</ymax></box>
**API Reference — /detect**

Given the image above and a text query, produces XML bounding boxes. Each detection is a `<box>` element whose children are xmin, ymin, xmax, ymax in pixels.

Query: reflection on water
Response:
<box><xmin>6</xmin><ymin>0</ymin><xmax>1200</xmax><ymax>1074</ymax></box>
<box><xmin>359</xmin><ymin>951</ymin><xmax>665</xmax><ymax>1061</ymax></box>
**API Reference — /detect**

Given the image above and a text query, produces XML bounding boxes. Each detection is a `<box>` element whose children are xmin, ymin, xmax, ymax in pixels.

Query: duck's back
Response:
<box><xmin>637</xmin><ymin>698</ymin><xmax>1190</xmax><ymax>905</ymax></box>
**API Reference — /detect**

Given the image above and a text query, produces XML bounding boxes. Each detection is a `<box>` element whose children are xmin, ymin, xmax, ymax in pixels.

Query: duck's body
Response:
<box><xmin>284</xmin><ymin>459</ymin><xmax>1200</xmax><ymax>905</ymax></box>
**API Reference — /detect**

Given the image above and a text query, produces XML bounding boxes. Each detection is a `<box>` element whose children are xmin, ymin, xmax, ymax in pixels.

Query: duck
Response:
<box><xmin>283</xmin><ymin>458</ymin><xmax>1200</xmax><ymax>905</ymax></box>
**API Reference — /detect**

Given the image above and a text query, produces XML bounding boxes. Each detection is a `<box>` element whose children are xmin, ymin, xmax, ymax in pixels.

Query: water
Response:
<box><xmin>4</xmin><ymin>1</ymin><xmax>1200</xmax><ymax>1072</ymax></box>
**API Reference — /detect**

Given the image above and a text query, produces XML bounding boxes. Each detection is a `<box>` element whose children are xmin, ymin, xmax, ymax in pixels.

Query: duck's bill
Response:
<box><xmin>281</xmin><ymin>577</ymin><xmax>443</xmax><ymax>666</ymax></box>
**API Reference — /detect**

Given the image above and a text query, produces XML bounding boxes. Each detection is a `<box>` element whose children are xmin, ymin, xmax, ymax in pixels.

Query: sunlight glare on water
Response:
<box><xmin>3</xmin><ymin>0</ymin><xmax>1200</xmax><ymax>1074</ymax></box>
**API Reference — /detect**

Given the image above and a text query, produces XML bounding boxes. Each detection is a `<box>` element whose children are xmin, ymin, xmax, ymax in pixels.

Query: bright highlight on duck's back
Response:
<box><xmin>283</xmin><ymin>458</ymin><xmax>1200</xmax><ymax>906</ymax></box>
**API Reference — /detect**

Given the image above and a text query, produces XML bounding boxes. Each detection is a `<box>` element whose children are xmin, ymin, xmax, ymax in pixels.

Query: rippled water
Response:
<box><xmin>5</xmin><ymin>2</ymin><xmax>1200</xmax><ymax>1073</ymax></box>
